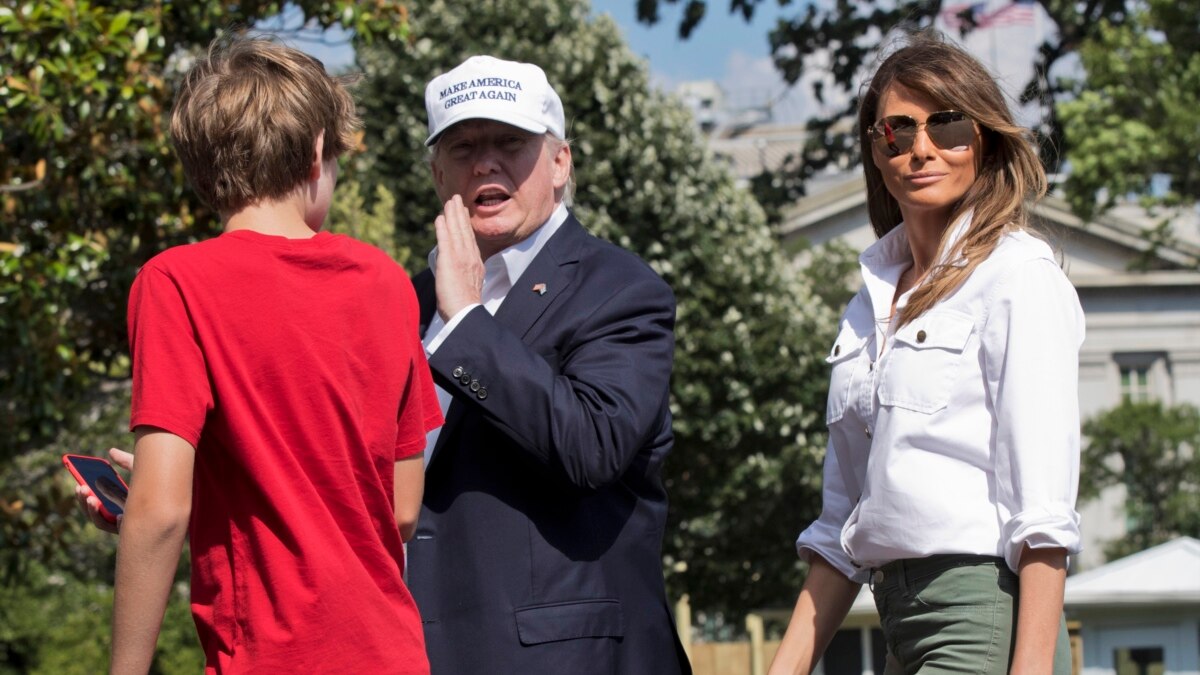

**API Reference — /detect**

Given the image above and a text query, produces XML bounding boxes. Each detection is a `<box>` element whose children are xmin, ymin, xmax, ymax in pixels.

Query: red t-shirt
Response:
<box><xmin>128</xmin><ymin>229</ymin><xmax>442</xmax><ymax>674</ymax></box>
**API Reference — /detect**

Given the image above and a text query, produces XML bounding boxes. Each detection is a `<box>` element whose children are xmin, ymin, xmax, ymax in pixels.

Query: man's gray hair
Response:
<box><xmin>546</xmin><ymin>134</ymin><xmax>575</xmax><ymax>206</ymax></box>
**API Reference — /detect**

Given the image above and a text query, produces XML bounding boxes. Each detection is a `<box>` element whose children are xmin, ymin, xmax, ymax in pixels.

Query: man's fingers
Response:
<box><xmin>433</xmin><ymin>194</ymin><xmax>484</xmax><ymax>321</ymax></box>
<box><xmin>440</xmin><ymin>196</ymin><xmax>468</xmax><ymax>245</ymax></box>
<box><xmin>448</xmin><ymin>196</ymin><xmax>474</xmax><ymax>246</ymax></box>
<box><xmin>433</xmin><ymin>213</ymin><xmax>448</xmax><ymax>249</ymax></box>
<box><xmin>443</xmin><ymin>195</ymin><xmax>481</xmax><ymax>264</ymax></box>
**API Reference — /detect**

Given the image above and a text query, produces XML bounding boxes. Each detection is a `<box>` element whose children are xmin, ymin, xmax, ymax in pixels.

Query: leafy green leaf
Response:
<box><xmin>108</xmin><ymin>10</ymin><xmax>132</xmax><ymax>36</ymax></box>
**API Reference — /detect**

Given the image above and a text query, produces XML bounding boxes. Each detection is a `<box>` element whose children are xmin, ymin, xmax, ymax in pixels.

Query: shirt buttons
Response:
<box><xmin>916</xmin><ymin>329</ymin><xmax>927</xmax><ymax>344</ymax></box>
<box><xmin>833</xmin><ymin>344</ymin><xmax>841</xmax><ymax>356</ymax></box>
<box><xmin>864</xmin><ymin>426</ymin><xmax>872</xmax><ymax>438</ymax></box>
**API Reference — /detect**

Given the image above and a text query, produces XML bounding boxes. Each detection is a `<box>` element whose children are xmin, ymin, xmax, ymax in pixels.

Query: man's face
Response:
<box><xmin>431</xmin><ymin>119</ymin><xmax>571</xmax><ymax>259</ymax></box>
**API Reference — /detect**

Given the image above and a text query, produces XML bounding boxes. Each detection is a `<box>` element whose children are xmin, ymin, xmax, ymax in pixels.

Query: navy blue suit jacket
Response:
<box><xmin>409</xmin><ymin>214</ymin><xmax>691</xmax><ymax>674</ymax></box>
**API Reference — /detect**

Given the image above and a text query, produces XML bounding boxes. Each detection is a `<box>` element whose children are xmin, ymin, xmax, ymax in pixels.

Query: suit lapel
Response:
<box><xmin>493</xmin><ymin>215</ymin><xmax>584</xmax><ymax>337</ymax></box>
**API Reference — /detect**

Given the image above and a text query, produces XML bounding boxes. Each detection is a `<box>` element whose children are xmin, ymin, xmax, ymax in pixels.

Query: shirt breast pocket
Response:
<box><xmin>825</xmin><ymin>327</ymin><xmax>869</xmax><ymax>425</ymax></box>
<box><xmin>878</xmin><ymin>310</ymin><xmax>975</xmax><ymax>415</ymax></box>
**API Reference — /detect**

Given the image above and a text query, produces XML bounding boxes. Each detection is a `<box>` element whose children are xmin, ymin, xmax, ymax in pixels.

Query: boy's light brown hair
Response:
<box><xmin>170</xmin><ymin>35</ymin><xmax>361</xmax><ymax>215</ymax></box>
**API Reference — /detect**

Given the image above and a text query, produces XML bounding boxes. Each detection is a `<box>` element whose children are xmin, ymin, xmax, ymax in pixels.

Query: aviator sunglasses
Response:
<box><xmin>868</xmin><ymin>111</ymin><xmax>977</xmax><ymax>158</ymax></box>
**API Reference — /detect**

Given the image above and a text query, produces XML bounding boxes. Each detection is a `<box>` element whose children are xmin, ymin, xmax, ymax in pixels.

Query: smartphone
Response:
<box><xmin>62</xmin><ymin>454</ymin><xmax>129</xmax><ymax>523</ymax></box>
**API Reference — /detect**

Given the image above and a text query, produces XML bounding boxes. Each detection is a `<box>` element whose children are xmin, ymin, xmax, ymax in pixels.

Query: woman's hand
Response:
<box><xmin>768</xmin><ymin>556</ymin><xmax>862</xmax><ymax>675</ymax></box>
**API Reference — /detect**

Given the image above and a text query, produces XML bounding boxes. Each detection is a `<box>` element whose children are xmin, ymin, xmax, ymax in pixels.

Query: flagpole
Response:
<box><xmin>991</xmin><ymin>17</ymin><xmax>997</xmax><ymax>71</ymax></box>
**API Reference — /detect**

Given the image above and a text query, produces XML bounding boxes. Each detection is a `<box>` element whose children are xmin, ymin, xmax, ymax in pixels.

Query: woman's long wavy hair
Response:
<box><xmin>859</xmin><ymin>32</ymin><xmax>1048</xmax><ymax>326</ymax></box>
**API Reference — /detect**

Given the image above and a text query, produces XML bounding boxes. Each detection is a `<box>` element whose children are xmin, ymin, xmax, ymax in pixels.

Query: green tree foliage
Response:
<box><xmin>0</xmin><ymin>561</ymin><xmax>201</xmax><ymax>674</ymax></box>
<box><xmin>0</xmin><ymin>384</ymin><xmax>206</xmax><ymax>672</ymax></box>
<box><xmin>1</xmin><ymin>1</ymin><xmax>409</xmax><ymax>668</ymax></box>
<box><xmin>0</xmin><ymin>0</ymin><xmax>409</xmax><ymax>460</ymax></box>
<box><xmin>787</xmin><ymin>238</ymin><xmax>862</xmax><ymax>315</ymax></box>
<box><xmin>631</xmin><ymin>0</ymin><xmax>1144</xmax><ymax>220</ymax></box>
<box><xmin>1081</xmin><ymin>400</ymin><xmax>1200</xmax><ymax>561</ymax></box>
<box><xmin>354</xmin><ymin>0</ymin><xmax>836</xmax><ymax>614</ymax></box>
<box><xmin>327</xmin><ymin>175</ymin><xmax>410</xmax><ymax>268</ymax></box>
<box><xmin>1057</xmin><ymin>0</ymin><xmax>1200</xmax><ymax>222</ymax></box>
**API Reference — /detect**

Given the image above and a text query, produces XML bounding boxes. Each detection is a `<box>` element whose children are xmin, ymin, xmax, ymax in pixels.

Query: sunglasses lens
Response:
<box><xmin>927</xmin><ymin>112</ymin><xmax>975</xmax><ymax>150</ymax></box>
<box><xmin>873</xmin><ymin>116</ymin><xmax>917</xmax><ymax>157</ymax></box>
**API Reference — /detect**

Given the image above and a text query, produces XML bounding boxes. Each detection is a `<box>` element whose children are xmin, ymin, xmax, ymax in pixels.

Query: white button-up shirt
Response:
<box><xmin>420</xmin><ymin>202</ymin><xmax>569</xmax><ymax>462</ymax></box>
<box><xmin>796</xmin><ymin>213</ymin><xmax>1085</xmax><ymax>582</ymax></box>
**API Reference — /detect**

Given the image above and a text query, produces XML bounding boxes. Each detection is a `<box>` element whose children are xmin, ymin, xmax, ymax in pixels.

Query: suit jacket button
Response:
<box><xmin>469</xmin><ymin>380</ymin><xmax>481</xmax><ymax>392</ymax></box>
<box><xmin>452</xmin><ymin>366</ymin><xmax>465</xmax><ymax>379</ymax></box>
<box><xmin>476</xmin><ymin>387</ymin><xmax>488</xmax><ymax>400</ymax></box>
<box><xmin>459</xmin><ymin>372</ymin><xmax>471</xmax><ymax>385</ymax></box>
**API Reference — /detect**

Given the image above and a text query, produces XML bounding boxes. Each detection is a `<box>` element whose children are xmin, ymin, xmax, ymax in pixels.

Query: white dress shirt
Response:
<box><xmin>796</xmin><ymin>212</ymin><xmax>1085</xmax><ymax>582</ymax></box>
<box><xmin>420</xmin><ymin>203</ymin><xmax>570</xmax><ymax>462</ymax></box>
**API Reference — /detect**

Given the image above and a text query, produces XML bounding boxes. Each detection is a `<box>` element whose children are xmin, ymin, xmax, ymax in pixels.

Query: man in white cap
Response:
<box><xmin>408</xmin><ymin>55</ymin><xmax>692</xmax><ymax>674</ymax></box>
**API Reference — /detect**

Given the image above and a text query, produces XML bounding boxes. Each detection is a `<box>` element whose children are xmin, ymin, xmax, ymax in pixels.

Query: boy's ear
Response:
<box><xmin>309</xmin><ymin>130</ymin><xmax>327</xmax><ymax>181</ymax></box>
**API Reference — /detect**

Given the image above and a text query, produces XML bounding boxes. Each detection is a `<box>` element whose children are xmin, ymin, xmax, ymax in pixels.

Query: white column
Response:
<box><xmin>861</xmin><ymin>625</ymin><xmax>875</xmax><ymax>675</ymax></box>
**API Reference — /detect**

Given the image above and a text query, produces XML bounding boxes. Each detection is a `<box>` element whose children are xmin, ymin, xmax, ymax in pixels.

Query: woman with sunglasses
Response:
<box><xmin>769</xmin><ymin>33</ymin><xmax>1083</xmax><ymax>675</ymax></box>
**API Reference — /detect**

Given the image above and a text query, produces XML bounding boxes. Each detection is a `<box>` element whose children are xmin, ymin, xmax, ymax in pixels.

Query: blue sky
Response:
<box><xmin>588</xmin><ymin>0</ymin><xmax>1052</xmax><ymax>124</ymax></box>
<box><xmin>589</xmin><ymin>0</ymin><xmax>827</xmax><ymax>123</ymax></box>
<box><xmin>286</xmin><ymin>1</ymin><xmax>820</xmax><ymax>122</ymax></box>
<box><xmin>288</xmin><ymin>1</ymin><xmax>1049</xmax><ymax>126</ymax></box>
<box><xmin>295</xmin><ymin>1</ymin><xmax>789</xmax><ymax>86</ymax></box>
<box><xmin>589</xmin><ymin>0</ymin><xmax>790</xmax><ymax>83</ymax></box>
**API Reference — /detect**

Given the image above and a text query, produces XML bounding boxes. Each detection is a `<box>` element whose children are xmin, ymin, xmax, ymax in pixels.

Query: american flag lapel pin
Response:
<box><xmin>531</xmin><ymin>283</ymin><xmax>547</xmax><ymax>296</ymax></box>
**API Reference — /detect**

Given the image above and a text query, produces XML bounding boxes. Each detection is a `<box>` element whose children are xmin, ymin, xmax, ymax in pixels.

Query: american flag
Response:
<box><xmin>979</xmin><ymin>0</ymin><xmax>1037</xmax><ymax>27</ymax></box>
<box><xmin>940</xmin><ymin>0</ymin><xmax>1036</xmax><ymax>30</ymax></box>
<box><xmin>939</xmin><ymin>2</ymin><xmax>987</xmax><ymax>30</ymax></box>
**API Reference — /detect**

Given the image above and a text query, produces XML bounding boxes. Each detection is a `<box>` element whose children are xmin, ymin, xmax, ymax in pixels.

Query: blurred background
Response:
<box><xmin>2</xmin><ymin>1</ymin><xmax>1197</xmax><ymax>673</ymax></box>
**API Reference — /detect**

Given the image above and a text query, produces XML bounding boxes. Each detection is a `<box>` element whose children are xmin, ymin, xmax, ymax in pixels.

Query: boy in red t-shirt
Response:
<box><xmin>78</xmin><ymin>36</ymin><xmax>441</xmax><ymax>674</ymax></box>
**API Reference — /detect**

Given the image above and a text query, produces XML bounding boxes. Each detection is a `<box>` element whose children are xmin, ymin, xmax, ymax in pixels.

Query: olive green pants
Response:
<box><xmin>871</xmin><ymin>554</ymin><xmax>1070</xmax><ymax>675</ymax></box>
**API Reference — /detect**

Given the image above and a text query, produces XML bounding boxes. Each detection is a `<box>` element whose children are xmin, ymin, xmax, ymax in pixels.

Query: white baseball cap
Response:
<box><xmin>424</xmin><ymin>55</ymin><xmax>566</xmax><ymax>146</ymax></box>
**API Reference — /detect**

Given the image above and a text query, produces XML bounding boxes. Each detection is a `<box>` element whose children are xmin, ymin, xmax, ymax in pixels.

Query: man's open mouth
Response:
<box><xmin>475</xmin><ymin>190</ymin><xmax>510</xmax><ymax>207</ymax></box>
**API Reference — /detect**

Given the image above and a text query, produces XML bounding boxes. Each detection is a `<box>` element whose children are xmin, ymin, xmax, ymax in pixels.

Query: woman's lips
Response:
<box><xmin>905</xmin><ymin>172</ymin><xmax>947</xmax><ymax>186</ymax></box>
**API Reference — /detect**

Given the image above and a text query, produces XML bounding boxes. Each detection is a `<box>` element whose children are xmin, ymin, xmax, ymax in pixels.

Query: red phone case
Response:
<box><xmin>62</xmin><ymin>454</ymin><xmax>129</xmax><ymax>523</ymax></box>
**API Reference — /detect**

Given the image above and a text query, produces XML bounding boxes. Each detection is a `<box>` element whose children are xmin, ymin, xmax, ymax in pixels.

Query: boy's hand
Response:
<box><xmin>433</xmin><ymin>195</ymin><xmax>484</xmax><ymax>322</ymax></box>
<box><xmin>73</xmin><ymin>447</ymin><xmax>134</xmax><ymax>534</ymax></box>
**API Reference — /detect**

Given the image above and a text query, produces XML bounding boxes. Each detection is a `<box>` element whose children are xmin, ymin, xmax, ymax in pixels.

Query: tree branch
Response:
<box><xmin>0</xmin><ymin>179</ymin><xmax>44</xmax><ymax>193</ymax></box>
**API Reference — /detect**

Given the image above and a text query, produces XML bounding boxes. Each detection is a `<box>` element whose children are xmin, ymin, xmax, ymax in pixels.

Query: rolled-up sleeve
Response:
<box><xmin>982</xmin><ymin>258</ymin><xmax>1085</xmax><ymax>571</ymax></box>
<box><xmin>797</xmin><ymin>437</ymin><xmax>869</xmax><ymax>583</ymax></box>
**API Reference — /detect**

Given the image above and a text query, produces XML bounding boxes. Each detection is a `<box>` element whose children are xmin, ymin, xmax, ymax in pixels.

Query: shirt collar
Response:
<box><xmin>858</xmin><ymin>209</ymin><xmax>974</xmax><ymax>321</ymax></box>
<box><xmin>426</xmin><ymin>202</ymin><xmax>570</xmax><ymax>284</ymax></box>
<box><xmin>859</xmin><ymin>209</ymin><xmax>975</xmax><ymax>274</ymax></box>
<box><xmin>495</xmin><ymin>202</ymin><xmax>569</xmax><ymax>287</ymax></box>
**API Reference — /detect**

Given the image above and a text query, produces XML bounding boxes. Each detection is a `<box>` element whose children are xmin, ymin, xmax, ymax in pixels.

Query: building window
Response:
<box><xmin>1120</xmin><ymin>364</ymin><xmax>1151</xmax><ymax>402</ymax></box>
<box><xmin>1113</xmin><ymin>646</ymin><xmax>1164</xmax><ymax>675</ymax></box>
<box><xmin>1114</xmin><ymin>352</ymin><xmax>1171</xmax><ymax>404</ymax></box>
